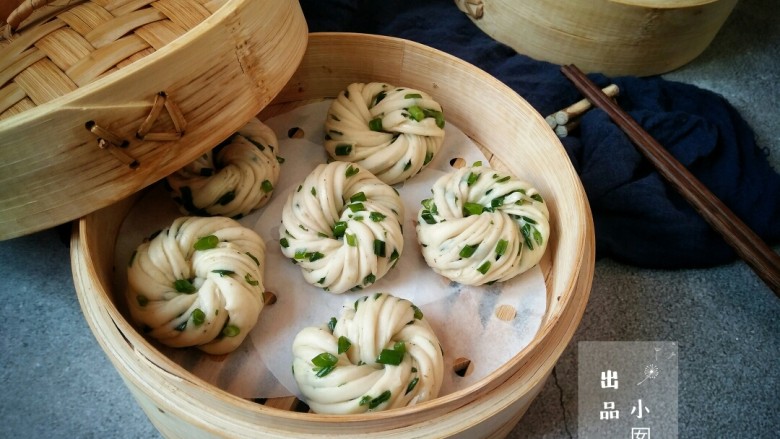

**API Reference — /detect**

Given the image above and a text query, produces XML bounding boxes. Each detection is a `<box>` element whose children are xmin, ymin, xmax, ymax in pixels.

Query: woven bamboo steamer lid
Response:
<box><xmin>455</xmin><ymin>0</ymin><xmax>738</xmax><ymax>76</ymax></box>
<box><xmin>72</xmin><ymin>33</ymin><xmax>595</xmax><ymax>438</ymax></box>
<box><xmin>0</xmin><ymin>0</ymin><xmax>308</xmax><ymax>240</ymax></box>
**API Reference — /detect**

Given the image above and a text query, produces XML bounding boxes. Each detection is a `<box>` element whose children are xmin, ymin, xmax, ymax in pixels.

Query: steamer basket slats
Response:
<box><xmin>73</xmin><ymin>33</ymin><xmax>594</xmax><ymax>438</ymax></box>
<box><xmin>0</xmin><ymin>0</ymin><xmax>309</xmax><ymax>240</ymax></box>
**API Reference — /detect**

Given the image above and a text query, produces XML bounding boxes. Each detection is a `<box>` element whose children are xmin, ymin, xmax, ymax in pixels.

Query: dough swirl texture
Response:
<box><xmin>167</xmin><ymin>118</ymin><xmax>281</xmax><ymax>218</ymax></box>
<box><xmin>127</xmin><ymin>216</ymin><xmax>266</xmax><ymax>355</ymax></box>
<box><xmin>416</xmin><ymin>164</ymin><xmax>550</xmax><ymax>285</ymax></box>
<box><xmin>279</xmin><ymin>161</ymin><xmax>404</xmax><ymax>294</ymax></box>
<box><xmin>324</xmin><ymin>82</ymin><xmax>445</xmax><ymax>185</ymax></box>
<box><xmin>292</xmin><ymin>293</ymin><xmax>444</xmax><ymax>414</ymax></box>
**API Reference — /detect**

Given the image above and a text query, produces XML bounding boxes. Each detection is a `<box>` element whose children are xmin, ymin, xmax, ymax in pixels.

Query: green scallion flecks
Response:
<box><xmin>338</xmin><ymin>336</ymin><xmax>351</xmax><ymax>354</ymax></box>
<box><xmin>222</xmin><ymin>324</ymin><xmax>240</xmax><ymax>337</ymax></box>
<box><xmin>191</xmin><ymin>308</ymin><xmax>206</xmax><ymax>326</ymax></box>
<box><xmin>245</xmin><ymin>273</ymin><xmax>259</xmax><ymax>286</ymax></box>
<box><xmin>335</xmin><ymin>144</ymin><xmax>352</xmax><ymax>156</ymax></box>
<box><xmin>345</xmin><ymin>165</ymin><xmax>359</xmax><ymax>177</ymax></box>
<box><xmin>312</xmin><ymin>352</ymin><xmax>338</xmax><ymax>377</ymax></box>
<box><xmin>194</xmin><ymin>235</ymin><xmax>219</xmax><ymax>251</ymax></box>
<box><xmin>174</xmin><ymin>279</ymin><xmax>196</xmax><ymax>294</ymax></box>
<box><xmin>407</xmin><ymin>105</ymin><xmax>425</xmax><ymax>121</ymax></box>
<box><xmin>459</xmin><ymin>243</ymin><xmax>479</xmax><ymax>258</ymax></box>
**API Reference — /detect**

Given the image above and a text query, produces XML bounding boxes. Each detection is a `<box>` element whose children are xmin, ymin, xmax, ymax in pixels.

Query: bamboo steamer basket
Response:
<box><xmin>71</xmin><ymin>33</ymin><xmax>595</xmax><ymax>438</ymax></box>
<box><xmin>454</xmin><ymin>0</ymin><xmax>738</xmax><ymax>76</ymax></box>
<box><xmin>0</xmin><ymin>0</ymin><xmax>308</xmax><ymax>240</ymax></box>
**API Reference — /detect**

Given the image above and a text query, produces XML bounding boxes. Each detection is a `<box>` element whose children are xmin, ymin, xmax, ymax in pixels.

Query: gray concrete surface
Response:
<box><xmin>1</xmin><ymin>0</ymin><xmax>778</xmax><ymax>437</ymax></box>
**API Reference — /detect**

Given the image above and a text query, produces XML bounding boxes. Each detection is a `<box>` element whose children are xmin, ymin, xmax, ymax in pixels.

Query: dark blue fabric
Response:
<box><xmin>300</xmin><ymin>0</ymin><xmax>780</xmax><ymax>268</ymax></box>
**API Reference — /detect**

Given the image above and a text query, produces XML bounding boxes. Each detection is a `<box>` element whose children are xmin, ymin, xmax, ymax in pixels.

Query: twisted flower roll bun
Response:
<box><xmin>292</xmin><ymin>293</ymin><xmax>444</xmax><ymax>414</ymax></box>
<box><xmin>127</xmin><ymin>216</ymin><xmax>266</xmax><ymax>355</ymax></box>
<box><xmin>167</xmin><ymin>118</ymin><xmax>281</xmax><ymax>218</ymax></box>
<box><xmin>416</xmin><ymin>163</ymin><xmax>550</xmax><ymax>285</ymax></box>
<box><xmin>324</xmin><ymin>82</ymin><xmax>445</xmax><ymax>185</ymax></box>
<box><xmin>279</xmin><ymin>161</ymin><xmax>404</xmax><ymax>294</ymax></box>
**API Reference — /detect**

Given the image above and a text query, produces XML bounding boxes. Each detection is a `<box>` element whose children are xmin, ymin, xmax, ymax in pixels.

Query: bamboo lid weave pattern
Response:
<box><xmin>1</xmin><ymin>0</ymin><xmax>227</xmax><ymax>119</ymax></box>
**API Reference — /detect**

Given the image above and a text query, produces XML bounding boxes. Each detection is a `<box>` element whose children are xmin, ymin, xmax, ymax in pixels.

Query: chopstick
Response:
<box><xmin>561</xmin><ymin>64</ymin><xmax>780</xmax><ymax>297</ymax></box>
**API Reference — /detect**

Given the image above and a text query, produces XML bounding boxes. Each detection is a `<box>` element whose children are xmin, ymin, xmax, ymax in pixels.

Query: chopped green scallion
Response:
<box><xmin>376</xmin><ymin>348</ymin><xmax>404</xmax><ymax>365</ymax></box>
<box><xmin>521</xmin><ymin>224</ymin><xmax>534</xmax><ymax>250</ymax></box>
<box><xmin>174</xmin><ymin>279</ymin><xmax>196</xmax><ymax>294</ymax></box>
<box><xmin>495</xmin><ymin>239</ymin><xmax>509</xmax><ymax>258</ymax></box>
<box><xmin>246</xmin><ymin>252</ymin><xmax>260</xmax><ymax>266</ymax></box>
<box><xmin>368</xmin><ymin>391</ymin><xmax>392</xmax><ymax>409</ymax></box>
<box><xmin>467</xmin><ymin>172</ymin><xmax>479</xmax><ymax>186</ymax></box>
<box><xmin>412</xmin><ymin>304</ymin><xmax>423</xmax><ymax>320</ymax></box>
<box><xmin>459</xmin><ymin>244</ymin><xmax>479</xmax><ymax>258</ymax></box>
<box><xmin>191</xmin><ymin>308</ymin><xmax>205</xmax><ymax>326</ymax></box>
<box><xmin>311</xmin><ymin>352</ymin><xmax>338</xmax><ymax>377</ymax></box>
<box><xmin>222</xmin><ymin>324</ymin><xmax>240</xmax><ymax>337</ymax></box>
<box><xmin>368</xmin><ymin>117</ymin><xmax>383</xmax><ymax>132</ymax></box>
<box><xmin>245</xmin><ymin>273</ymin><xmax>259</xmax><ymax>286</ymax></box>
<box><xmin>217</xmin><ymin>191</ymin><xmax>236</xmax><ymax>206</ymax></box>
<box><xmin>211</xmin><ymin>269</ymin><xmax>234</xmax><ymax>277</ymax></box>
<box><xmin>194</xmin><ymin>235</ymin><xmax>219</xmax><ymax>251</ymax></box>
<box><xmin>406</xmin><ymin>377</ymin><xmax>419</xmax><ymax>395</ymax></box>
<box><xmin>404</xmin><ymin>93</ymin><xmax>422</xmax><ymax>99</ymax></box>
<box><xmin>335</xmin><ymin>144</ymin><xmax>352</xmax><ymax>156</ymax></box>
<box><xmin>407</xmin><ymin>105</ymin><xmax>425</xmax><ymax>121</ymax></box>
<box><xmin>280</xmin><ymin>238</ymin><xmax>289</xmax><ymax>248</ymax></box>
<box><xmin>348</xmin><ymin>203</ymin><xmax>366</xmax><ymax>212</ymax></box>
<box><xmin>261</xmin><ymin>180</ymin><xmax>274</xmax><ymax>193</ymax></box>
<box><xmin>477</xmin><ymin>261</ymin><xmax>491</xmax><ymax>275</ymax></box>
<box><xmin>338</xmin><ymin>336</ymin><xmax>351</xmax><ymax>354</ymax></box>
<box><xmin>328</xmin><ymin>317</ymin><xmax>337</xmax><ymax>332</ymax></box>
<box><xmin>463</xmin><ymin>202</ymin><xmax>484</xmax><ymax>216</ymax></box>
<box><xmin>346</xmin><ymin>233</ymin><xmax>357</xmax><ymax>247</ymax></box>
<box><xmin>423</xmin><ymin>108</ymin><xmax>445</xmax><ymax>128</ymax></box>
<box><xmin>345</xmin><ymin>165</ymin><xmax>359</xmax><ymax>177</ymax></box>
<box><xmin>369</xmin><ymin>212</ymin><xmax>386</xmax><ymax>222</ymax></box>
<box><xmin>333</xmin><ymin>221</ymin><xmax>347</xmax><ymax>238</ymax></box>
<box><xmin>373</xmin><ymin>239</ymin><xmax>386</xmax><ymax>257</ymax></box>
<box><xmin>350</xmin><ymin>192</ymin><xmax>367</xmax><ymax>203</ymax></box>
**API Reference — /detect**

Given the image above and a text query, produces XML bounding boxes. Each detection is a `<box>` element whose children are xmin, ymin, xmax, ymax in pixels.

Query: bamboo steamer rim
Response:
<box><xmin>73</xmin><ymin>32</ymin><xmax>594</xmax><ymax>433</ymax></box>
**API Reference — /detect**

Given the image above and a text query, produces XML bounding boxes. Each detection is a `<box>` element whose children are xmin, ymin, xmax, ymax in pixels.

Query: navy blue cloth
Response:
<box><xmin>300</xmin><ymin>0</ymin><xmax>780</xmax><ymax>268</ymax></box>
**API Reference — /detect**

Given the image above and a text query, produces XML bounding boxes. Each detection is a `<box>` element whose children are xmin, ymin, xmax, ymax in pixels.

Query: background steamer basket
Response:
<box><xmin>455</xmin><ymin>0</ymin><xmax>738</xmax><ymax>76</ymax></box>
<box><xmin>0</xmin><ymin>0</ymin><xmax>308</xmax><ymax>241</ymax></box>
<box><xmin>72</xmin><ymin>33</ymin><xmax>594</xmax><ymax>438</ymax></box>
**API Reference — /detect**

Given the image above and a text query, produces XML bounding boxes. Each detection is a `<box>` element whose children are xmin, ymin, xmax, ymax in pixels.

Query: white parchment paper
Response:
<box><xmin>114</xmin><ymin>100</ymin><xmax>547</xmax><ymax>400</ymax></box>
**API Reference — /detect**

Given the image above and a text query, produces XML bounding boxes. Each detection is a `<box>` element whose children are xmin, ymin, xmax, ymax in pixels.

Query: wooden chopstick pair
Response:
<box><xmin>560</xmin><ymin>64</ymin><xmax>780</xmax><ymax>297</ymax></box>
